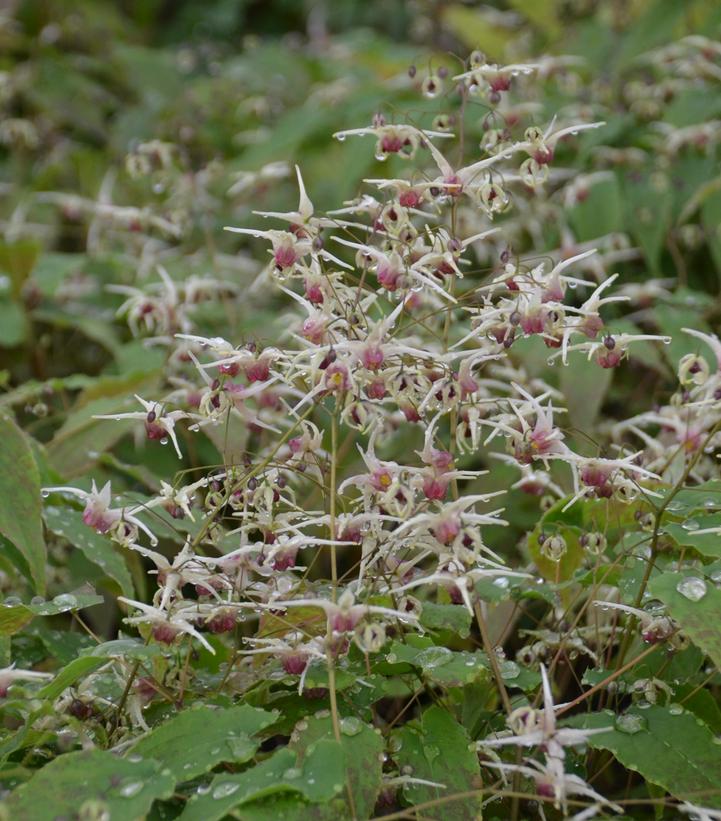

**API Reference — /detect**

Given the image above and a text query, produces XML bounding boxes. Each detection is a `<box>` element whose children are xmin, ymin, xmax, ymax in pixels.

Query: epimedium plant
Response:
<box><xmin>2</xmin><ymin>6</ymin><xmax>721</xmax><ymax>821</ymax></box>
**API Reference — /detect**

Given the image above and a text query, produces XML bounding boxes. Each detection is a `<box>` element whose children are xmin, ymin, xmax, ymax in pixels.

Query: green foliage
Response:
<box><xmin>568</xmin><ymin>705</ymin><xmax>721</xmax><ymax>808</ymax></box>
<box><xmin>391</xmin><ymin>705</ymin><xmax>483</xmax><ymax>820</ymax></box>
<box><xmin>1</xmin><ymin>749</ymin><xmax>175</xmax><ymax>820</ymax></box>
<box><xmin>126</xmin><ymin>704</ymin><xmax>279</xmax><ymax>781</ymax></box>
<box><xmin>0</xmin><ymin>414</ymin><xmax>46</xmax><ymax>593</ymax></box>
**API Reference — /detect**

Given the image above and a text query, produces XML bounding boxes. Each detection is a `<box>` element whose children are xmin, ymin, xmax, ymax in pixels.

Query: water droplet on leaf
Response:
<box><xmin>676</xmin><ymin>576</ymin><xmax>707</xmax><ymax>601</ymax></box>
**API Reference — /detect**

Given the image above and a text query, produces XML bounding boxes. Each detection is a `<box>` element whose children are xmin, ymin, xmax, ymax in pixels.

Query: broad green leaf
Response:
<box><xmin>657</xmin><ymin>481</ymin><xmax>721</xmax><ymax>515</ymax></box>
<box><xmin>567</xmin><ymin>705</ymin><xmax>721</xmax><ymax>809</ymax></box>
<box><xmin>0</xmin><ymin>748</ymin><xmax>174</xmax><ymax>820</ymax></box>
<box><xmin>568</xmin><ymin>175</ymin><xmax>622</xmax><ymax>242</ymax></box>
<box><xmin>82</xmin><ymin>638</ymin><xmax>163</xmax><ymax>660</ymax></box>
<box><xmin>0</xmin><ymin>414</ymin><xmax>45</xmax><ymax>593</ymax></box>
<box><xmin>654</xmin><ymin>297</ymin><xmax>713</xmax><ymax>373</ymax></box>
<box><xmin>0</xmin><ymin>605</ymin><xmax>34</xmax><ymax>636</ymax></box>
<box><xmin>127</xmin><ymin>704</ymin><xmax>279</xmax><ymax>781</ymax></box>
<box><xmin>0</xmin><ymin>591</ymin><xmax>103</xmax><ymax>637</ymax></box>
<box><xmin>391</xmin><ymin>705</ymin><xmax>483</xmax><ymax>821</ymax></box>
<box><xmin>621</xmin><ymin>168</ymin><xmax>672</xmax><ymax>272</ymax></box>
<box><xmin>419</xmin><ymin>602</ymin><xmax>472</xmax><ymax>638</ymax></box>
<box><xmin>44</xmin><ymin>505</ymin><xmax>134</xmax><ymax>596</ymax></box>
<box><xmin>290</xmin><ymin>713</ymin><xmax>383</xmax><ymax>820</ymax></box>
<box><xmin>0</xmin><ymin>298</ymin><xmax>27</xmax><ymax>348</ymax></box>
<box><xmin>383</xmin><ymin>638</ymin><xmax>490</xmax><ymax>687</ymax></box>
<box><xmin>560</xmin><ymin>353</ymin><xmax>613</xmax><ymax>434</ymax></box>
<box><xmin>649</xmin><ymin>571</ymin><xmax>721</xmax><ymax>670</ymax></box>
<box><xmin>0</xmin><ymin>239</ymin><xmax>40</xmax><ymax>297</ymax></box>
<box><xmin>663</xmin><ymin>513</ymin><xmax>721</xmax><ymax>558</ymax></box>
<box><xmin>179</xmin><ymin>741</ymin><xmax>345</xmax><ymax>821</ymax></box>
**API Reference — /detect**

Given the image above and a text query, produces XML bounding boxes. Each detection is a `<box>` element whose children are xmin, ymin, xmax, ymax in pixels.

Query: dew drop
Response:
<box><xmin>52</xmin><ymin>593</ymin><xmax>78</xmax><ymax>610</ymax></box>
<box><xmin>681</xmin><ymin>519</ymin><xmax>700</xmax><ymax>531</ymax></box>
<box><xmin>676</xmin><ymin>576</ymin><xmax>707</xmax><ymax>601</ymax></box>
<box><xmin>119</xmin><ymin>780</ymin><xmax>144</xmax><ymax>798</ymax></box>
<box><xmin>500</xmin><ymin>660</ymin><xmax>520</xmax><ymax>680</ymax></box>
<box><xmin>340</xmin><ymin>716</ymin><xmax>363</xmax><ymax>736</ymax></box>
<box><xmin>668</xmin><ymin>703</ymin><xmax>683</xmax><ymax>715</ymax></box>
<box><xmin>212</xmin><ymin>782</ymin><xmax>239</xmax><ymax>799</ymax></box>
<box><xmin>615</xmin><ymin>713</ymin><xmax>646</xmax><ymax>734</ymax></box>
<box><xmin>416</xmin><ymin>646</ymin><xmax>453</xmax><ymax>669</ymax></box>
<box><xmin>282</xmin><ymin>767</ymin><xmax>301</xmax><ymax>780</ymax></box>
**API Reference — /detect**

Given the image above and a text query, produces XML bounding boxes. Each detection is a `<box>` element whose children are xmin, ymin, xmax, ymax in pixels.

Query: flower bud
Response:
<box><xmin>678</xmin><ymin>353</ymin><xmax>710</xmax><ymax>386</ymax></box>
<box><xmin>540</xmin><ymin>534</ymin><xmax>567</xmax><ymax>562</ymax></box>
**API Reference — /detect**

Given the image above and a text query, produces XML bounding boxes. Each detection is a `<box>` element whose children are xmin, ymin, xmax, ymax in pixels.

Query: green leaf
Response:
<box><xmin>649</xmin><ymin>571</ymin><xmax>721</xmax><ymax>670</ymax></box>
<box><xmin>290</xmin><ymin>713</ymin><xmax>383</xmax><ymax>820</ymax></box>
<box><xmin>0</xmin><ymin>748</ymin><xmax>174</xmax><ymax>820</ymax></box>
<box><xmin>126</xmin><ymin>704</ymin><xmax>279</xmax><ymax>781</ymax></box>
<box><xmin>391</xmin><ymin>705</ymin><xmax>483</xmax><ymax>820</ymax></box>
<box><xmin>0</xmin><ymin>590</ymin><xmax>103</xmax><ymax>638</ymax></box>
<box><xmin>653</xmin><ymin>297</ymin><xmax>713</xmax><ymax>372</ymax></box>
<box><xmin>566</xmin><ymin>705</ymin><xmax>721</xmax><ymax>808</ymax></box>
<box><xmin>179</xmin><ymin>741</ymin><xmax>345</xmax><ymax>821</ymax></box>
<box><xmin>663</xmin><ymin>513</ymin><xmax>721</xmax><ymax>558</ymax></box>
<box><xmin>419</xmin><ymin>602</ymin><xmax>473</xmax><ymax>638</ymax></box>
<box><xmin>621</xmin><ymin>168</ymin><xmax>672</xmax><ymax>272</ymax></box>
<box><xmin>383</xmin><ymin>638</ymin><xmax>490</xmax><ymax>688</ymax></box>
<box><xmin>0</xmin><ymin>414</ymin><xmax>45</xmax><ymax>593</ymax></box>
<box><xmin>82</xmin><ymin>638</ymin><xmax>163</xmax><ymax>660</ymax></box>
<box><xmin>0</xmin><ymin>239</ymin><xmax>40</xmax><ymax>297</ymax></box>
<box><xmin>44</xmin><ymin>505</ymin><xmax>134</xmax><ymax>596</ymax></box>
<box><xmin>560</xmin><ymin>353</ymin><xmax>613</xmax><ymax>434</ymax></box>
<box><xmin>0</xmin><ymin>298</ymin><xmax>27</xmax><ymax>348</ymax></box>
<box><xmin>568</xmin><ymin>175</ymin><xmax>622</xmax><ymax>242</ymax></box>
<box><xmin>657</xmin><ymin>480</ymin><xmax>721</xmax><ymax>515</ymax></box>
<box><xmin>36</xmin><ymin>656</ymin><xmax>107</xmax><ymax>700</ymax></box>
<box><xmin>702</xmin><ymin>185</ymin><xmax>721</xmax><ymax>281</ymax></box>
